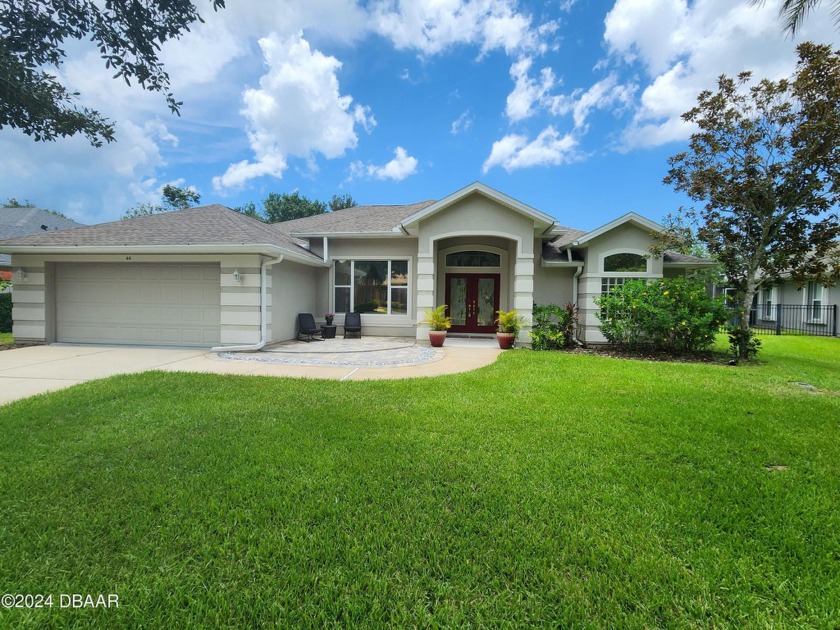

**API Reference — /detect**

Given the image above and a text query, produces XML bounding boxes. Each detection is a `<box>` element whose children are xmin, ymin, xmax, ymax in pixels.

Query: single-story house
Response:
<box><xmin>0</xmin><ymin>182</ymin><xmax>713</xmax><ymax>349</ymax></box>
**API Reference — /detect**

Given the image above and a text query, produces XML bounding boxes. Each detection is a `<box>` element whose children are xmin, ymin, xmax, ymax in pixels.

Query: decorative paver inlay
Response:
<box><xmin>218</xmin><ymin>337</ymin><xmax>444</xmax><ymax>367</ymax></box>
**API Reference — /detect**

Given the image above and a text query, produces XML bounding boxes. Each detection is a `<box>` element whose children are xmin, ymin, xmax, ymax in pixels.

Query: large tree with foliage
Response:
<box><xmin>123</xmin><ymin>184</ymin><xmax>200</xmax><ymax>219</ymax></box>
<box><xmin>0</xmin><ymin>0</ymin><xmax>224</xmax><ymax>147</ymax></box>
<box><xmin>663</xmin><ymin>42</ymin><xmax>840</xmax><ymax>358</ymax></box>
<box><xmin>262</xmin><ymin>192</ymin><xmax>328</xmax><ymax>223</ymax></box>
<box><xmin>328</xmin><ymin>194</ymin><xmax>358</xmax><ymax>212</ymax></box>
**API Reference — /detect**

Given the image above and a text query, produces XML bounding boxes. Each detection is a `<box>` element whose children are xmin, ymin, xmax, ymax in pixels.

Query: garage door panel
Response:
<box><xmin>56</xmin><ymin>263</ymin><xmax>221</xmax><ymax>347</ymax></box>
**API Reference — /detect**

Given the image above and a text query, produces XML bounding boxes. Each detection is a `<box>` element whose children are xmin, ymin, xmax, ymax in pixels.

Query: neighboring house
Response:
<box><xmin>1</xmin><ymin>207</ymin><xmax>85</xmax><ymax>293</ymax></box>
<box><xmin>0</xmin><ymin>182</ymin><xmax>713</xmax><ymax>349</ymax></box>
<box><xmin>747</xmin><ymin>246</ymin><xmax>839</xmax><ymax>336</ymax></box>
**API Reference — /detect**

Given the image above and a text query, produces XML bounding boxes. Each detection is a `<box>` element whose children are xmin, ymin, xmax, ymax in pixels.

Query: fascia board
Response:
<box><xmin>0</xmin><ymin>244</ymin><xmax>329</xmax><ymax>267</ymax></box>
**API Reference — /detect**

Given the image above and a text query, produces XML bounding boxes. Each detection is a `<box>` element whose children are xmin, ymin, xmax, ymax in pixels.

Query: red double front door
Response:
<box><xmin>445</xmin><ymin>273</ymin><xmax>500</xmax><ymax>334</ymax></box>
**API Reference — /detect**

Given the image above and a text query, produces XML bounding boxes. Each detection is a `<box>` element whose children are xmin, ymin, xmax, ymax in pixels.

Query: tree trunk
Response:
<box><xmin>738</xmin><ymin>286</ymin><xmax>757</xmax><ymax>360</ymax></box>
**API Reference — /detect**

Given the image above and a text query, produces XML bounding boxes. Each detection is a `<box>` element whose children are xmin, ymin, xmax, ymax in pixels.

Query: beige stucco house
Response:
<box><xmin>0</xmin><ymin>182</ymin><xmax>712</xmax><ymax>349</ymax></box>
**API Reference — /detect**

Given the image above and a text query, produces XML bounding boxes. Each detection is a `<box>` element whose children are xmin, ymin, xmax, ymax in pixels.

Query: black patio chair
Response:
<box><xmin>297</xmin><ymin>313</ymin><xmax>323</xmax><ymax>342</ymax></box>
<box><xmin>344</xmin><ymin>311</ymin><xmax>362</xmax><ymax>339</ymax></box>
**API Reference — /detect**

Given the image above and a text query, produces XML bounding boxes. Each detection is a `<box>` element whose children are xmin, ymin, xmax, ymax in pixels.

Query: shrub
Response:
<box><xmin>595</xmin><ymin>277</ymin><xmax>728</xmax><ymax>354</ymax></box>
<box><xmin>530</xmin><ymin>303</ymin><xmax>578</xmax><ymax>350</ymax></box>
<box><xmin>0</xmin><ymin>292</ymin><xmax>11</xmax><ymax>333</ymax></box>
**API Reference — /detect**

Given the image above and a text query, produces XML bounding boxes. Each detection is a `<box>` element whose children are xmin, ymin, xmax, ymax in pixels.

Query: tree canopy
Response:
<box><xmin>0</xmin><ymin>0</ymin><xmax>224</xmax><ymax>147</ymax></box>
<box><xmin>123</xmin><ymin>185</ymin><xmax>200</xmax><ymax>219</ymax></box>
<box><xmin>663</xmin><ymin>42</ymin><xmax>840</xmax><ymax>356</ymax></box>
<box><xmin>234</xmin><ymin>192</ymin><xmax>358</xmax><ymax>223</ymax></box>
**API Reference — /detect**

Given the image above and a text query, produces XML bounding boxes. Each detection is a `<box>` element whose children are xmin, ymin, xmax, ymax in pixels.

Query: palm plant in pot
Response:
<box><xmin>496</xmin><ymin>309</ymin><xmax>524</xmax><ymax>349</ymax></box>
<box><xmin>421</xmin><ymin>304</ymin><xmax>451</xmax><ymax>347</ymax></box>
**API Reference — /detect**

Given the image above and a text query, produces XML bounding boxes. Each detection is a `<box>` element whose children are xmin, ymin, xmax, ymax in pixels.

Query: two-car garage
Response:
<box><xmin>54</xmin><ymin>263</ymin><xmax>221</xmax><ymax>347</ymax></box>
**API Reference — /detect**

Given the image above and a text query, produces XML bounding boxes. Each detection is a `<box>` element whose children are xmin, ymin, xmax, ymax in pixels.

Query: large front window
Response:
<box><xmin>334</xmin><ymin>260</ymin><xmax>408</xmax><ymax>315</ymax></box>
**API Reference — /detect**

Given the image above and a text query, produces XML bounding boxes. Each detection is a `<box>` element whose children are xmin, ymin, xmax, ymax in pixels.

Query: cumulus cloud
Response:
<box><xmin>505</xmin><ymin>57</ymin><xmax>559</xmax><ymax>122</ymax></box>
<box><xmin>213</xmin><ymin>31</ymin><xmax>375</xmax><ymax>190</ymax></box>
<box><xmin>482</xmin><ymin>126</ymin><xmax>578</xmax><ymax>173</ymax></box>
<box><xmin>604</xmin><ymin>0</ymin><xmax>840</xmax><ymax>148</ymax></box>
<box><xmin>370</xmin><ymin>0</ymin><xmax>553</xmax><ymax>56</ymax></box>
<box><xmin>350</xmin><ymin>146</ymin><xmax>419</xmax><ymax>181</ymax></box>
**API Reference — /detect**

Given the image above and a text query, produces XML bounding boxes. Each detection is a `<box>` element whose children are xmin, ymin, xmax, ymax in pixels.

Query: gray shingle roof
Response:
<box><xmin>276</xmin><ymin>201</ymin><xmax>437</xmax><ymax>235</ymax></box>
<box><xmin>663</xmin><ymin>252</ymin><xmax>715</xmax><ymax>264</ymax></box>
<box><xmin>0</xmin><ymin>207</ymin><xmax>84</xmax><ymax>240</ymax></box>
<box><xmin>0</xmin><ymin>205</ymin><xmax>317</xmax><ymax>259</ymax></box>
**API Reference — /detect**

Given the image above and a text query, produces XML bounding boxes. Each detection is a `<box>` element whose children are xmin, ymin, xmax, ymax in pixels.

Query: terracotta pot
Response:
<box><xmin>496</xmin><ymin>332</ymin><xmax>516</xmax><ymax>349</ymax></box>
<box><xmin>428</xmin><ymin>330</ymin><xmax>447</xmax><ymax>347</ymax></box>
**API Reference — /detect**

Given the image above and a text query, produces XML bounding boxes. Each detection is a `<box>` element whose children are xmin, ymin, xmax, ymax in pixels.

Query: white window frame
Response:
<box><xmin>599</xmin><ymin>248</ymin><xmax>652</xmax><ymax>276</ymax></box>
<box><xmin>333</xmin><ymin>259</ymin><xmax>411</xmax><ymax>316</ymax></box>
<box><xmin>803</xmin><ymin>281</ymin><xmax>826</xmax><ymax>324</ymax></box>
<box><xmin>760</xmin><ymin>286</ymin><xmax>777</xmax><ymax>321</ymax></box>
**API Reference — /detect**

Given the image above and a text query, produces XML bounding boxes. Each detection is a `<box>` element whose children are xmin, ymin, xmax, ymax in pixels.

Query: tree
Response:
<box><xmin>233</xmin><ymin>202</ymin><xmax>263</xmax><ymax>220</ymax></box>
<box><xmin>262</xmin><ymin>192</ymin><xmax>327</xmax><ymax>223</ymax></box>
<box><xmin>123</xmin><ymin>184</ymin><xmax>200</xmax><ymax>219</ymax></box>
<box><xmin>0</xmin><ymin>0</ymin><xmax>225</xmax><ymax>147</ymax></box>
<box><xmin>328</xmin><ymin>193</ymin><xmax>358</xmax><ymax>212</ymax></box>
<box><xmin>3</xmin><ymin>198</ymin><xmax>34</xmax><ymax>208</ymax></box>
<box><xmin>663</xmin><ymin>42</ymin><xmax>840</xmax><ymax>359</ymax></box>
<box><xmin>751</xmin><ymin>0</ymin><xmax>840</xmax><ymax>35</ymax></box>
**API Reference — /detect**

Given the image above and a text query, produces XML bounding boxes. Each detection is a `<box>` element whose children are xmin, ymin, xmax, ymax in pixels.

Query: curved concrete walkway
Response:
<box><xmin>0</xmin><ymin>339</ymin><xmax>502</xmax><ymax>406</ymax></box>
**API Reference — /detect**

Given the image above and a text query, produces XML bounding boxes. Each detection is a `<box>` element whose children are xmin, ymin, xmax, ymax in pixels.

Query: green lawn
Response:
<box><xmin>1</xmin><ymin>336</ymin><xmax>838</xmax><ymax>628</ymax></box>
<box><xmin>0</xmin><ymin>332</ymin><xmax>12</xmax><ymax>346</ymax></box>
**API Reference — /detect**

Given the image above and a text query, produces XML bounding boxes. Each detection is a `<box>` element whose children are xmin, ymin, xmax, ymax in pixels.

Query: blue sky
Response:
<box><xmin>1</xmin><ymin>0</ymin><xmax>838</xmax><ymax>231</ymax></box>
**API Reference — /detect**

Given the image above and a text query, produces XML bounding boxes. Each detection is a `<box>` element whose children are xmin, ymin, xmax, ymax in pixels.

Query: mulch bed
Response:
<box><xmin>562</xmin><ymin>346</ymin><xmax>726</xmax><ymax>364</ymax></box>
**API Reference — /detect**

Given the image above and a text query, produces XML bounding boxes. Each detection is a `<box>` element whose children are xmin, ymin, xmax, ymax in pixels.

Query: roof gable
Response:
<box><xmin>399</xmin><ymin>182</ymin><xmax>558</xmax><ymax>234</ymax></box>
<box><xmin>571</xmin><ymin>212</ymin><xmax>663</xmax><ymax>246</ymax></box>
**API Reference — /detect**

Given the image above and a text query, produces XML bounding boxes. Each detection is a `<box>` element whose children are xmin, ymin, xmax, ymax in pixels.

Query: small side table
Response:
<box><xmin>321</xmin><ymin>325</ymin><xmax>337</xmax><ymax>339</ymax></box>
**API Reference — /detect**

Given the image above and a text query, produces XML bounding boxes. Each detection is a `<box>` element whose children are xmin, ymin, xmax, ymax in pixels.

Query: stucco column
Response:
<box><xmin>415</xmin><ymin>253</ymin><xmax>435</xmax><ymax>340</ymax></box>
<box><xmin>513</xmin><ymin>255</ymin><xmax>534</xmax><ymax>345</ymax></box>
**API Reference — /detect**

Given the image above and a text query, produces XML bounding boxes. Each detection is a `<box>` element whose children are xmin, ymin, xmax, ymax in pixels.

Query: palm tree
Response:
<box><xmin>752</xmin><ymin>0</ymin><xmax>839</xmax><ymax>35</ymax></box>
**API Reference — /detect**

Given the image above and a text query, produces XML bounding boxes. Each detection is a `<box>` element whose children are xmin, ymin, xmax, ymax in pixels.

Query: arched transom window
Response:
<box><xmin>603</xmin><ymin>252</ymin><xmax>647</xmax><ymax>273</ymax></box>
<box><xmin>445</xmin><ymin>250</ymin><xmax>501</xmax><ymax>267</ymax></box>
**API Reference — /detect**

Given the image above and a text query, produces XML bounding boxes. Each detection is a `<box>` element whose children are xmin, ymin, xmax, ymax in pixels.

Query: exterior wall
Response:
<box><xmin>415</xmin><ymin>194</ymin><xmax>536</xmax><ymax>344</ymax></box>
<box><xmin>326</xmin><ymin>237</ymin><xmax>418</xmax><ymax>337</ymax></box>
<box><xmin>270</xmin><ymin>261</ymin><xmax>322</xmax><ymax>342</ymax></box>
<box><xmin>10</xmin><ymin>253</ymin><xmax>265</xmax><ymax>347</ymax></box>
<box><xmin>577</xmin><ymin>224</ymin><xmax>664</xmax><ymax>345</ymax></box>
<box><xmin>533</xmin><ymin>263</ymin><xmax>576</xmax><ymax>306</ymax></box>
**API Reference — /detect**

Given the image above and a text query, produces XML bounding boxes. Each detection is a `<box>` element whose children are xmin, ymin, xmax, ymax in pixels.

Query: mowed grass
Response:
<box><xmin>0</xmin><ymin>332</ymin><xmax>12</xmax><ymax>346</ymax></box>
<box><xmin>0</xmin><ymin>337</ymin><xmax>838</xmax><ymax>628</ymax></box>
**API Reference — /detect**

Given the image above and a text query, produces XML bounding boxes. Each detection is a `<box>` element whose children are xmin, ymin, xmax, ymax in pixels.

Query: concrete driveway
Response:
<box><xmin>0</xmin><ymin>342</ymin><xmax>502</xmax><ymax>406</ymax></box>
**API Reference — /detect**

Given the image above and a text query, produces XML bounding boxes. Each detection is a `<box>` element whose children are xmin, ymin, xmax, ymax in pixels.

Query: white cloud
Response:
<box><xmin>350</xmin><ymin>146</ymin><xmax>419</xmax><ymax>181</ymax></box>
<box><xmin>370</xmin><ymin>0</ymin><xmax>552</xmax><ymax>56</ymax></box>
<box><xmin>482</xmin><ymin>126</ymin><xmax>578</xmax><ymax>173</ymax></box>
<box><xmin>505</xmin><ymin>57</ymin><xmax>559</xmax><ymax>122</ymax></box>
<box><xmin>603</xmin><ymin>0</ymin><xmax>840</xmax><ymax>149</ymax></box>
<box><xmin>450</xmin><ymin>110</ymin><xmax>474</xmax><ymax>135</ymax></box>
<box><xmin>213</xmin><ymin>31</ymin><xmax>374</xmax><ymax>190</ymax></box>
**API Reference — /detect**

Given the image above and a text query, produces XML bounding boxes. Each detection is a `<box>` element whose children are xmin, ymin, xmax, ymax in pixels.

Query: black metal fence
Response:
<box><xmin>727</xmin><ymin>304</ymin><xmax>838</xmax><ymax>337</ymax></box>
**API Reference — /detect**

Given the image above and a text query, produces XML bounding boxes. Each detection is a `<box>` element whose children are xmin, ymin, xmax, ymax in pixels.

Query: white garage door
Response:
<box><xmin>55</xmin><ymin>263</ymin><xmax>221</xmax><ymax>347</ymax></box>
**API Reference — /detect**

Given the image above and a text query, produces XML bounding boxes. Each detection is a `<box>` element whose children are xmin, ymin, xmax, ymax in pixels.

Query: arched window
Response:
<box><xmin>445</xmin><ymin>251</ymin><xmax>501</xmax><ymax>267</ymax></box>
<box><xmin>603</xmin><ymin>252</ymin><xmax>646</xmax><ymax>273</ymax></box>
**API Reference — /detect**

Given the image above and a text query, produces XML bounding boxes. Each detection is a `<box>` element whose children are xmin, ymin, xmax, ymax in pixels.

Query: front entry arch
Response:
<box><xmin>445</xmin><ymin>273</ymin><xmax>499</xmax><ymax>334</ymax></box>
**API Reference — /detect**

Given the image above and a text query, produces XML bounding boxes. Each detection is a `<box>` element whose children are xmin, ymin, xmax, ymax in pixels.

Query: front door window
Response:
<box><xmin>445</xmin><ymin>274</ymin><xmax>500</xmax><ymax>333</ymax></box>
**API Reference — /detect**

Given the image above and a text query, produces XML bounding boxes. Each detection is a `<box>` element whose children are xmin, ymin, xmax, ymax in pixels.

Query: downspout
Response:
<box><xmin>211</xmin><ymin>255</ymin><xmax>284</xmax><ymax>353</ymax></box>
<box><xmin>572</xmin><ymin>263</ymin><xmax>584</xmax><ymax>342</ymax></box>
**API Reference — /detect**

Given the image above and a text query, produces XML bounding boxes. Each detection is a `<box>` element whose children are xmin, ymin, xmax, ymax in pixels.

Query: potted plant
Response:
<box><xmin>496</xmin><ymin>309</ymin><xmax>524</xmax><ymax>349</ymax></box>
<box><xmin>421</xmin><ymin>304</ymin><xmax>451</xmax><ymax>347</ymax></box>
<box><xmin>322</xmin><ymin>312</ymin><xmax>336</xmax><ymax>339</ymax></box>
